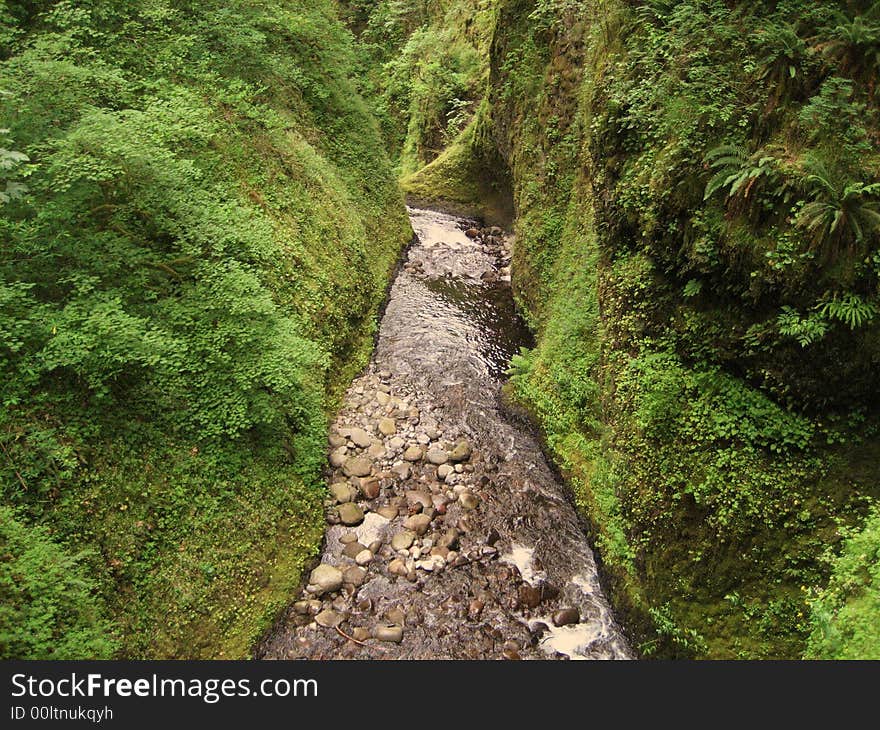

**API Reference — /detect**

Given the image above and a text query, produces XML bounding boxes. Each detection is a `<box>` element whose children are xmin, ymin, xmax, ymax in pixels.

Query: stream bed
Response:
<box><xmin>258</xmin><ymin>208</ymin><xmax>632</xmax><ymax>660</ymax></box>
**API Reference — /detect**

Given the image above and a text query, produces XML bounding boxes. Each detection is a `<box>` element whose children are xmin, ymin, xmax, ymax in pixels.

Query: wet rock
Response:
<box><xmin>328</xmin><ymin>434</ymin><xmax>347</xmax><ymax>449</ymax></box>
<box><xmin>449</xmin><ymin>440</ymin><xmax>472</xmax><ymax>462</ymax></box>
<box><xmin>416</xmin><ymin>555</ymin><xmax>445</xmax><ymax>572</ymax></box>
<box><xmin>342</xmin><ymin>566</ymin><xmax>367</xmax><ymax>587</ymax></box>
<box><xmin>292</xmin><ymin>600</ymin><xmax>312</xmax><ymax>616</ymax></box>
<box><xmin>355</xmin><ymin>549</ymin><xmax>373</xmax><ymax>566</ymax></box>
<box><xmin>391</xmin><ymin>462</ymin><xmax>411</xmax><ymax>480</ymax></box>
<box><xmin>403</xmin><ymin>445</ymin><xmax>424</xmax><ymax>462</ymax></box>
<box><xmin>465</xmin><ymin>227</ymin><xmax>480</xmax><ymax>238</ymax></box>
<box><xmin>459</xmin><ymin>492</ymin><xmax>480</xmax><ymax>510</ymax></box>
<box><xmin>377</xmin><ymin>505</ymin><xmax>399</xmax><ymax>520</ymax></box>
<box><xmin>384</xmin><ymin>607</ymin><xmax>406</xmax><ymax>626</ymax></box>
<box><xmin>405</xmin><ymin>490</ymin><xmax>433</xmax><ymax>510</ymax></box>
<box><xmin>342</xmin><ymin>541</ymin><xmax>367</xmax><ymax>559</ymax></box>
<box><xmin>519</xmin><ymin>585</ymin><xmax>542</xmax><ymax>609</ymax></box>
<box><xmin>329</xmin><ymin>447</ymin><xmax>347</xmax><ymax>468</ymax></box>
<box><xmin>553</xmin><ymin>608</ymin><xmax>580</xmax><ymax>627</ymax></box>
<box><xmin>349</xmin><ymin>428</ymin><xmax>372</xmax><ymax>449</ymax></box>
<box><xmin>357</xmin><ymin>477</ymin><xmax>380</xmax><ymax>500</ymax></box>
<box><xmin>343</xmin><ymin>456</ymin><xmax>372</xmax><ymax>478</ymax></box>
<box><xmin>339</xmin><ymin>531</ymin><xmax>359</xmax><ymax>544</ymax></box>
<box><xmin>372</xmin><ymin>624</ymin><xmax>403</xmax><ymax>643</ymax></box>
<box><xmin>352</xmin><ymin>627</ymin><xmax>370</xmax><ymax>642</ymax></box>
<box><xmin>403</xmin><ymin>513</ymin><xmax>432</xmax><ymax>536</ymax></box>
<box><xmin>388</xmin><ymin>558</ymin><xmax>408</xmax><ymax>577</ymax></box>
<box><xmin>329</xmin><ymin>482</ymin><xmax>356</xmax><ymax>504</ymax></box>
<box><xmin>391</xmin><ymin>530</ymin><xmax>416</xmax><ymax>551</ymax></box>
<box><xmin>315</xmin><ymin>609</ymin><xmax>345</xmax><ymax>628</ymax></box>
<box><xmin>338</xmin><ymin>503</ymin><xmax>365</xmax><ymax>526</ymax></box>
<box><xmin>426</xmin><ymin>447</ymin><xmax>448</xmax><ymax>465</ymax></box>
<box><xmin>437</xmin><ymin>528</ymin><xmax>460</xmax><ymax>550</ymax></box>
<box><xmin>437</xmin><ymin>464</ymin><xmax>453</xmax><ymax>480</ymax></box>
<box><xmin>378</xmin><ymin>417</ymin><xmax>397</xmax><ymax>436</ymax></box>
<box><xmin>308</xmin><ymin>564</ymin><xmax>343</xmax><ymax>596</ymax></box>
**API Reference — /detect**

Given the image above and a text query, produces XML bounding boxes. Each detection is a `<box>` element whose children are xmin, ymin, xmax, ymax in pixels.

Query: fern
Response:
<box><xmin>819</xmin><ymin>292</ymin><xmax>879</xmax><ymax>329</ymax></box>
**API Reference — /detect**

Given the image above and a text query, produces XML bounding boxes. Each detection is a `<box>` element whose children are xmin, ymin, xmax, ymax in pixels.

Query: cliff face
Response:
<box><xmin>376</xmin><ymin>0</ymin><xmax>880</xmax><ymax>657</ymax></box>
<box><xmin>0</xmin><ymin>0</ymin><xmax>410</xmax><ymax>658</ymax></box>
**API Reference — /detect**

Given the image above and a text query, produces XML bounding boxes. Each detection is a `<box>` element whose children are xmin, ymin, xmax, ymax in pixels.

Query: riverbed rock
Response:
<box><xmin>388</xmin><ymin>436</ymin><xmax>406</xmax><ymax>451</ymax></box>
<box><xmin>338</xmin><ymin>502</ymin><xmax>365</xmax><ymax>526</ymax></box>
<box><xmin>308</xmin><ymin>564</ymin><xmax>343</xmax><ymax>596</ymax></box>
<box><xmin>465</xmin><ymin>227</ymin><xmax>480</xmax><ymax>239</ymax></box>
<box><xmin>357</xmin><ymin>477</ymin><xmax>380</xmax><ymax>500</ymax></box>
<box><xmin>437</xmin><ymin>464</ymin><xmax>453</xmax><ymax>480</ymax></box>
<box><xmin>349</xmin><ymin>428</ymin><xmax>372</xmax><ymax>449</ymax></box>
<box><xmin>342</xmin><ymin>566</ymin><xmax>367</xmax><ymax>587</ymax></box>
<box><xmin>343</xmin><ymin>456</ymin><xmax>372</xmax><ymax>478</ymax></box>
<box><xmin>378</xmin><ymin>417</ymin><xmax>397</xmax><ymax>436</ymax></box>
<box><xmin>459</xmin><ymin>491</ymin><xmax>480</xmax><ymax>510</ymax></box>
<box><xmin>329</xmin><ymin>482</ymin><xmax>356</xmax><ymax>503</ymax></box>
<box><xmin>388</xmin><ymin>558</ymin><xmax>408</xmax><ymax>577</ymax></box>
<box><xmin>372</xmin><ymin>624</ymin><xmax>403</xmax><ymax>643</ymax></box>
<box><xmin>403</xmin><ymin>513</ymin><xmax>432</xmax><ymax>535</ymax></box>
<box><xmin>315</xmin><ymin>609</ymin><xmax>345</xmax><ymax>628</ymax></box>
<box><xmin>403</xmin><ymin>445</ymin><xmax>424</xmax><ymax>462</ymax></box>
<box><xmin>377</xmin><ymin>505</ymin><xmax>399</xmax><ymax>520</ymax></box>
<box><xmin>426</xmin><ymin>447</ymin><xmax>448</xmax><ymax>465</ymax></box>
<box><xmin>355</xmin><ymin>549</ymin><xmax>373</xmax><ymax>566</ymax></box>
<box><xmin>437</xmin><ymin>528</ymin><xmax>460</xmax><ymax>550</ymax></box>
<box><xmin>449</xmin><ymin>440</ymin><xmax>472</xmax><ymax>462</ymax></box>
<box><xmin>391</xmin><ymin>462</ymin><xmax>411</xmax><ymax>480</ymax></box>
<box><xmin>329</xmin><ymin>447</ymin><xmax>347</xmax><ymax>468</ymax></box>
<box><xmin>328</xmin><ymin>434</ymin><xmax>347</xmax><ymax>448</ymax></box>
<box><xmin>376</xmin><ymin>391</ymin><xmax>390</xmax><ymax>406</ymax></box>
<box><xmin>342</xmin><ymin>541</ymin><xmax>367</xmax><ymax>559</ymax></box>
<box><xmin>391</xmin><ymin>530</ymin><xmax>416</xmax><ymax>551</ymax></box>
<box><xmin>552</xmin><ymin>608</ymin><xmax>580</xmax><ymax>627</ymax></box>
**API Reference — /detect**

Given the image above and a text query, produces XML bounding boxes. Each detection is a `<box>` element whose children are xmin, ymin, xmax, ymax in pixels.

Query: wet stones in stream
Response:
<box><xmin>257</xmin><ymin>211</ymin><xmax>630</xmax><ymax>661</ymax></box>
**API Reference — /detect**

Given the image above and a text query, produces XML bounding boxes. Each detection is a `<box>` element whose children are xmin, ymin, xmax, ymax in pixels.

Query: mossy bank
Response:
<box><xmin>354</xmin><ymin>0</ymin><xmax>880</xmax><ymax>658</ymax></box>
<box><xmin>0</xmin><ymin>0</ymin><xmax>410</xmax><ymax>658</ymax></box>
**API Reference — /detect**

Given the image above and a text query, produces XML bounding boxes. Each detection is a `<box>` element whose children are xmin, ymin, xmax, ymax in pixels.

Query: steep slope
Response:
<box><xmin>359</xmin><ymin>0</ymin><xmax>880</xmax><ymax>657</ymax></box>
<box><xmin>0</xmin><ymin>0</ymin><xmax>410</xmax><ymax>658</ymax></box>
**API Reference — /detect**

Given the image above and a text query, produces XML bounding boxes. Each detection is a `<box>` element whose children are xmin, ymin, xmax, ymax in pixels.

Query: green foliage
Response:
<box><xmin>0</xmin><ymin>507</ymin><xmax>115</xmax><ymax>659</ymax></box>
<box><xmin>807</xmin><ymin>504</ymin><xmax>880</xmax><ymax>659</ymax></box>
<box><xmin>0</xmin><ymin>0</ymin><xmax>409</xmax><ymax>657</ymax></box>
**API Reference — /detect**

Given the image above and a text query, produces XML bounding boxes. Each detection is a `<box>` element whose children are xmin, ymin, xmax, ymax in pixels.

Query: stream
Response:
<box><xmin>258</xmin><ymin>207</ymin><xmax>631</xmax><ymax>660</ymax></box>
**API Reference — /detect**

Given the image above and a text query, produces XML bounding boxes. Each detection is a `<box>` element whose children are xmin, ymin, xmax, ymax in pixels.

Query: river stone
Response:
<box><xmin>519</xmin><ymin>585</ymin><xmax>542</xmax><ymax>609</ymax></box>
<box><xmin>403</xmin><ymin>513</ymin><xmax>432</xmax><ymax>536</ymax></box>
<box><xmin>352</xmin><ymin>627</ymin><xmax>370</xmax><ymax>642</ymax></box>
<box><xmin>426</xmin><ymin>447</ymin><xmax>448</xmax><ymax>465</ymax></box>
<box><xmin>378</xmin><ymin>417</ymin><xmax>397</xmax><ymax>436</ymax></box>
<box><xmin>367</xmin><ymin>443</ymin><xmax>386</xmax><ymax>460</ymax></box>
<box><xmin>391</xmin><ymin>530</ymin><xmax>416</xmax><ymax>551</ymax></box>
<box><xmin>328</xmin><ymin>434</ymin><xmax>347</xmax><ymax>448</ymax></box>
<box><xmin>465</xmin><ymin>227</ymin><xmax>480</xmax><ymax>238</ymax></box>
<box><xmin>385</xmin><ymin>607</ymin><xmax>406</xmax><ymax>626</ymax></box>
<box><xmin>449</xmin><ymin>440</ymin><xmax>472</xmax><ymax>462</ymax></box>
<box><xmin>388</xmin><ymin>436</ymin><xmax>406</xmax><ymax>451</ymax></box>
<box><xmin>355</xmin><ymin>549</ymin><xmax>373</xmax><ymax>566</ymax></box>
<box><xmin>437</xmin><ymin>528</ymin><xmax>460</xmax><ymax>550</ymax></box>
<box><xmin>315</xmin><ymin>609</ymin><xmax>345</xmax><ymax>628</ymax></box>
<box><xmin>343</xmin><ymin>456</ymin><xmax>372</xmax><ymax>478</ymax></box>
<box><xmin>329</xmin><ymin>482</ymin><xmax>356</xmax><ymax>503</ymax></box>
<box><xmin>405</xmin><ymin>490</ymin><xmax>433</xmax><ymax>510</ymax></box>
<box><xmin>437</xmin><ymin>464</ymin><xmax>453</xmax><ymax>479</ymax></box>
<box><xmin>329</xmin><ymin>447</ymin><xmax>347</xmax><ymax>468</ymax></box>
<box><xmin>376</xmin><ymin>391</ymin><xmax>390</xmax><ymax>406</ymax></box>
<box><xmin>343</xmin><ymin>566</ymin><xmax>367</xmax><ymax>587</ymax></box>
<box><xmin>388</xmin><ymin>558</ymin><xmax>408</xmax><ymax>577</ymax></box>
<box><xmin>552</xmin><ymin>608</ymin><xmax>580</xmax><ymax>627</ymax></box>
<box><xmin>391</xmin><ymin>462</ymin><xmax>411</xmax><ymax>480</ymax></box>
<box><xmin>354</xmin><ymin>512</ymin><xmax>390</xmax><ymax>546</ymax></box>
<box><xmin>308</xmin><ymin>564</ymin><xmax>343</xmax><ymax>596</ymax></box>
<box><xmin>372</xmin><ymin>624</ymin><xmax>403</xmax><ymax>643</ymax></box>
<box><xmin>377</xmin><ymin>505</ymin><xmax>399</xmax><ymax>520</ymax></box>
<box><xmin>338</xmin><ymin>502</ymin><xmax>365</xmax><ymax>526</ymax></box>
<box><xmin>349</xmin><ymin>428</ymin><xmax>372</xmax><ymax>449</ymax></box>
<box><xmin>416</xmin><ymin>555</ymin><xmax>445</xmax><ymax>572</ymax></box>
<box><xmin>342</xmin><ymin>541</ymin><xmax>367</xmax><ymax>559</ymax></box>
<box><xmin>358</xmin><ymin>477</ymin><xmax>380</xmax><ymax>499</ymax></box>
<box><xmin>403</xmin><ymin>445</ymin><xmax>424</xmax><ymax>462</ymax></box>
<box><xmin>340</xmin><ymin>531</ymin><xmax>359</xmax><ymax>544</ymax></box>
<box><xmin>459</xmin><ymin>492</ymin><xmax>479</xmax><ymax>510</ymax></box>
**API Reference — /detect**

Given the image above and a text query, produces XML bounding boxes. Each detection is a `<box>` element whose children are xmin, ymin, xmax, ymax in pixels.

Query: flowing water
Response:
<box><xmin>258</xmin><ymin>208</ymin><xmax>631</xmax><ymax>660</ymax></box>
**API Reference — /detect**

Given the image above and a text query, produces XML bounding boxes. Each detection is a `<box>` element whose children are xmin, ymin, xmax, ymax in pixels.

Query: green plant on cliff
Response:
<box><xmin>0</xmin><ymin>0</ymin><xmax>409</xmax><ymax>658</ymax></box>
